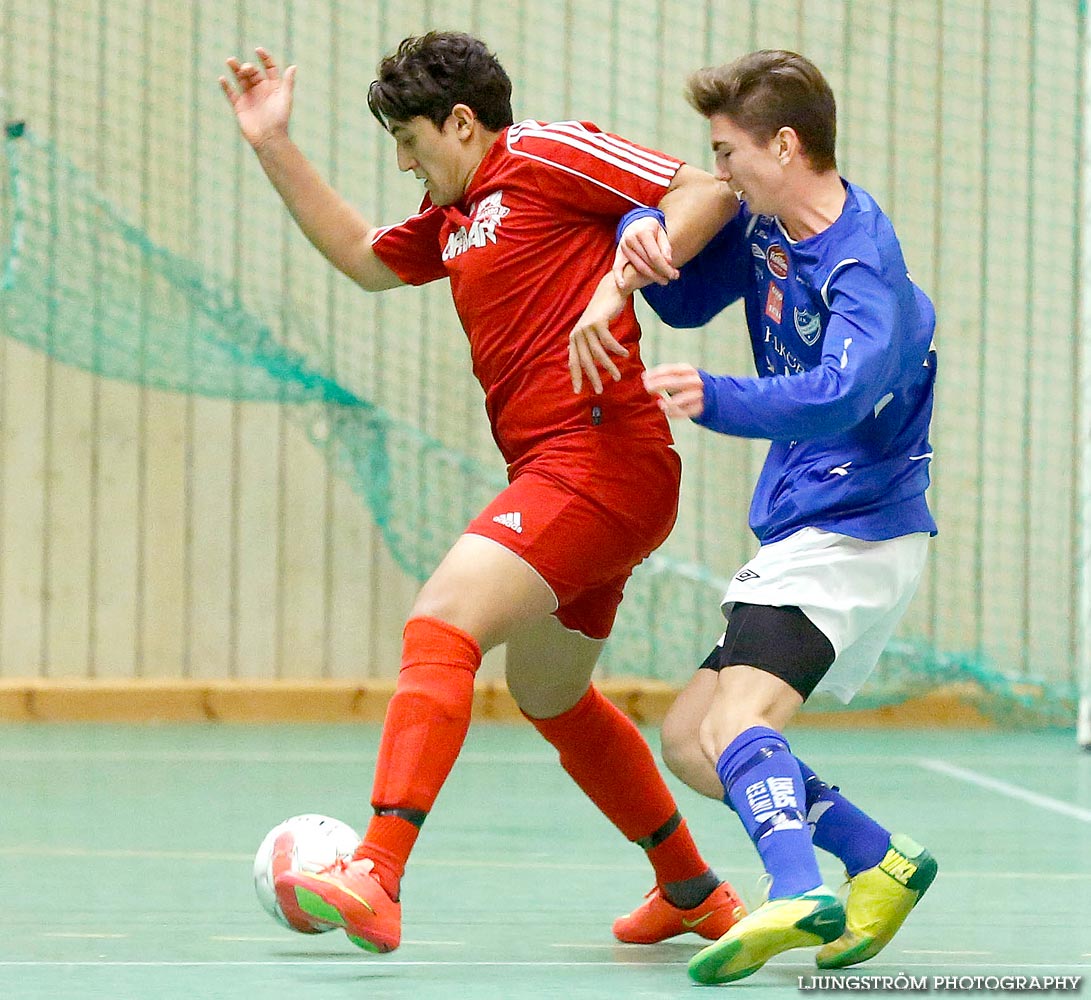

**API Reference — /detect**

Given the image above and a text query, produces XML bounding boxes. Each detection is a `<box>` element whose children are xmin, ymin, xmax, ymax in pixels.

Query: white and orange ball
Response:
<box><xmin>252</xmin><ymin>814</ymin><xmax>360</xmax><ymax>933</ymax></box>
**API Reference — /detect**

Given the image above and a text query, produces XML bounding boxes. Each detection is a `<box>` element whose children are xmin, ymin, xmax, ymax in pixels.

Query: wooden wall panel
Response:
<box><xmin>0</xmin><ymin>0</ymin><xmax>1082</xmax><ymax>697</ymax></box>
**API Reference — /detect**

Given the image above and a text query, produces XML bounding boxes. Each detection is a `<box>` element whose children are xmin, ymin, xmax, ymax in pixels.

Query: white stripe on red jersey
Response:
<box><xmin>538</xmin><ymin>120</ymin><xmax>681</xmax><ymax>173</ymax></box>
<box><xmin>507</xmin><ymin>120</ymin><xmax>676</xmax><ymax>188</ymax></box>
<box><xmin>370</xmin><ymin>204</ymin><xmax>442</xmax><ymax>246</ymax></box>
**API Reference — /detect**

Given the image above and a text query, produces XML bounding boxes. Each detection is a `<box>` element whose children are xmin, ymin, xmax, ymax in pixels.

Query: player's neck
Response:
<box><xmin>457</xmin><ymin>129</ymin><xmax>503</xmax><ymax>202</ymax></box>
<box><xmin>777</xmin><ymin>172</ymin><xmax>846</xmax><ymax>242</ymax></box>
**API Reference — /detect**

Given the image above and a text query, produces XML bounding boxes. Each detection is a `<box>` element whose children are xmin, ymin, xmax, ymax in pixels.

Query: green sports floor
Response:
<box><xmin>2</xmin><ymin>723</ymin><xmax>1089</xmax><ymax>999</ymax></box>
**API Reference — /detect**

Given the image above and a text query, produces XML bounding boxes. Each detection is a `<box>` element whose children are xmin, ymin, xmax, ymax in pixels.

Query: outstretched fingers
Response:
<box><xmin>255</xmin><ymin>46</ymin><xmax>279</xmax><ymax>80</ymax></box>
<box><xmin>218</xmin><ymin>74</ymin><xmax>238</xmax><ymax>105</ymax></box>
<box><xmin>222</xmin><ymin>50</ymin><xmax>272</xmax><ymax>94</ymax></box>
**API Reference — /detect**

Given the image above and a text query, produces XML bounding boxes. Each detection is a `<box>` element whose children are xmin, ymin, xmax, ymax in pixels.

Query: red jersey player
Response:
<box><xmin>221</xmin><ymin>31</ymin><xmax>742</xmax><ymax>956</ymax></box>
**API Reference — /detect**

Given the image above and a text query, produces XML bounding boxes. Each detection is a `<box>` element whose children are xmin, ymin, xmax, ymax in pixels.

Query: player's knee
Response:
<box><xmin>409</xmin><ymin>586</ymin><xmax>496</xmax><ymax>651</ymax></box>
<box><xmin>508</xmin><ymin>674</ymin><xmax>585</xmax><ymax>719</ymax></box>
<box><xmin>660</xmin><ymin>712</ymin><xmax>700</xmax><ymax>777</ymax></box>
<box><xmin>697</xmin><ymin>711</ymin><xmax>751</xmax><ymax>767</ymax></box>
<box><xmin>659</xmin><ymin>708</ymin><xmax>693</xmax><ymax>774</ymax></box>
<box><xmin>409</xmin><ymin>585</ymin><xmax>458</xmax><ymax>627</ymax></box>
<box><xmin>660</xmin><ymin>722</ymin><xmax>723</xmax><ymax>800</ymax></box>
<box><xmin>659</xmin><ymin>732</ymin><xmax>695</xmax><ymax>785</ymax></box>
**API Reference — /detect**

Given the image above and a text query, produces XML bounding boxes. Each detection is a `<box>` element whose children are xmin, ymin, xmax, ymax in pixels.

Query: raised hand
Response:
<box><xmin>220</xmin><ymin>47</ymin><xmax>297</xmax><ymax>149</ymax></box>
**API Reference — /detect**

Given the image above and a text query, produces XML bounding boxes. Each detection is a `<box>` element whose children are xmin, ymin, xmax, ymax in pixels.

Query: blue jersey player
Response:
<box><xmin>569</xmin><ymin>50</ymin><xmax>939</xmax><ymax>985</ymax></box>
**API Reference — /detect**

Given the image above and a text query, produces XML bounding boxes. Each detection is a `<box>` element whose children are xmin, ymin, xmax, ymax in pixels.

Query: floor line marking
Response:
<box><xmin>0</xmin><ymin>846</ymin><xmax>646</xmax><ymax>871</ymax></box>
<box><xmin>0</xmin><ymin>749</ymin><xmax>1022</xmax><ymax>766</ymax></box>
<box><xmin>0</xmin><ymin>960</ymin><xmax>1088</xmax><ymax>970</ymax></box>
<box><xmin>0</xmin><ymin>747</ymin><xmax>1076</xmax><ymax>768</ymax></box>
<box><xmin>901</xmin><ymin>950</ymin><xmax>992</xmax><ymax>956</ymax></box>
<box><xmin>0</xmin><ymin>751</ymin><xmax>555</xmax><ymax>765</ymax></box>
<box><xmin>209</xmin><ymin>936</ymin><xmax>292</xmax><ymax>943</ymax></box>
<box><xmin>0</xmin><ymin>845</ymin><xmax>1088</xmax><ymax>880</ymax></box>
<box><xmin>0</xmin><ymin>960</ymin><xmax>681</xmax><ymax>968</ymax></box>
<box><xmin>916</xmin><ymin>759</ymin><xmax>1091</xmax><ymax>823</ymax></box>
<box><xmin>550</xmin><ymin>943</ymin><xmax>620</xmax><ymax>950</ymax></box>
<box><xmin>41</xmin><ymin>933</ymin><xmax>127</xmax><ymax>940</ymax></box>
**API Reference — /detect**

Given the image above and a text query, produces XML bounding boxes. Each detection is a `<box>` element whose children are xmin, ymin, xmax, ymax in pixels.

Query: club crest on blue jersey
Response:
<box><xmin>793</xmin><ymin>307</ymin><xmax>822</xmax><ymax>346</ymax></box>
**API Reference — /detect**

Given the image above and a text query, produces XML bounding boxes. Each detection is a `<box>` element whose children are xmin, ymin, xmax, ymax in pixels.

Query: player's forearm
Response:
<box><xmin>253</xmin><ymin>132</ymin><xmax>398</xmax><ymax>290</ymax></box>
<box><xmin>658</xmin><ymin>166</ymin><xmax>738</xmax><ymax>269</ymax></box>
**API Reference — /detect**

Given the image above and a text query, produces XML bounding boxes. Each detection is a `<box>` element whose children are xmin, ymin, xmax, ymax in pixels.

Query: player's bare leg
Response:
<box><xmin>412</xmin><ymin>533</ymin><xmax>561</xmax><ymax>650</ymax></box>
<box><xmin>660</xmin><ymin>668</ymin><xmax>724</xmax><ymax>799</ymax></box>
<box><xmin>504</xmin><ymin>613</ymin><xmax>602</xmax><ymax>718</ymax></box>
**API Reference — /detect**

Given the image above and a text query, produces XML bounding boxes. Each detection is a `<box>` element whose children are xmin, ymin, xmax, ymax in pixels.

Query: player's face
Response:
<box><xmin>390</xmin><ymin>115</ymin><xmax>471</xmax><ymax>207</ymax></box>
<box><xmin>708</xmin><ymin>114</ymin><xmax>785</xmax><ymax>217</ymax></box>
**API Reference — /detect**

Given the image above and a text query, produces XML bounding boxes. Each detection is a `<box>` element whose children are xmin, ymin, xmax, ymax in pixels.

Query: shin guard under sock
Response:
<box><xmin>717</xmin><ymin>726</ymin><xmax>822</xmax><ymax>899</ymax></box>
<box><xmin>363</xmin><ymin>616</ymin><xmax>481</xmax><ymax>897</ymax></box>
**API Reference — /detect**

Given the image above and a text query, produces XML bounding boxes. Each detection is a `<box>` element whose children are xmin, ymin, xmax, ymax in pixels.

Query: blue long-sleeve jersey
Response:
<box><xmin>637</xmin><ymin>181</ymin><xmax>937</xmax><ymax>544</ymax></box>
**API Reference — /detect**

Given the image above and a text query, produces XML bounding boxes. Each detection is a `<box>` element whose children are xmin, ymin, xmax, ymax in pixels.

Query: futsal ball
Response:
<box><xmin>253</xmin><ymin>814</ymin><xmax>360</xmax><ymax>933</ymax></box>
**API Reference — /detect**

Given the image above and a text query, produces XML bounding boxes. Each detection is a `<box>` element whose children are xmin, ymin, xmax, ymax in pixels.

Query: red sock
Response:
<box><xmin>527</xmin><ymin>686</ymin><xmax>710</xmax><ymax>886</ymax></box>
<box><xmin>360</xmin><ymin>616</ymin><xmax>481</xmax><ymax>897</ymax></box>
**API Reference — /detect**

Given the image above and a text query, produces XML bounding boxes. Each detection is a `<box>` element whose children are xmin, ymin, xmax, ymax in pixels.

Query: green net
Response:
<box><xmin>0</xmin><ymin>0</ymin><xmax>1085</xmax><ymax>729</ymax></box>
<box><xmin>0</xmin><ymin>121</ymin><xmax>1078</xmax><ymax>726</ymax></box>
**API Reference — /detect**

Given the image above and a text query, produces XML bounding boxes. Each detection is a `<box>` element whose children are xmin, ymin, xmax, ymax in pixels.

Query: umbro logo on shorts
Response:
<box><xmin>735</xmin><ymin>568</ymin><xmax>760</xmax><ymax>582</ymax></box>
<box><xmin>492</xmin><ymin>511</ymin><xmax>523</xmax><ymax>534</ymax></box>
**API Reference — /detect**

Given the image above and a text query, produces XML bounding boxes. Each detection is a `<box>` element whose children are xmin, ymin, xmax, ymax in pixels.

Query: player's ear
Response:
<box><xmin>449</xmin><ymin>103</ymin><xmax>477</xmax><ymax>138</ymax></box>
<box><xmin>775</xmin><ymin>127</ymin><xmax>798</xmax><ymax>166</ymax></box>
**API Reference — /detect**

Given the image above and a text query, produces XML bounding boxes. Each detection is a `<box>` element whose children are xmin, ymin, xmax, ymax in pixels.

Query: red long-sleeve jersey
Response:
<box><xmin>371</xmin><ymin>119</ymin><xmax>682</xmax><ymax>467</ymax></box>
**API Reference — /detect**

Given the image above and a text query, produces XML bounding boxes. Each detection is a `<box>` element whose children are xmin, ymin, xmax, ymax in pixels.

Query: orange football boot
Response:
<box><xmin>276</xmin><ymin>857</ymin><xmax>401</xmax><ymax>953</ymax></box>
<box><xmin>613</xmin><ymin>880</ymin><xmax>747</xmax><ymax>944</ymax></box>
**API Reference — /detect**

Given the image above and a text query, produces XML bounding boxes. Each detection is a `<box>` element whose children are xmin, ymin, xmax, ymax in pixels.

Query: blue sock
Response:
<box><xmin>796</xmin><ymin>757</ymin><xmax>891</xmax><ymax>876</ymax></box>
<box><xmin>717</xmin><ymin>727</ymin><xmax>823</xmax><ymax>900</ymax></box>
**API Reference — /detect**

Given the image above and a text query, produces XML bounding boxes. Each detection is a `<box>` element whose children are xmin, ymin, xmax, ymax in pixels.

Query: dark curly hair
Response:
<box><xmin>687</xmin><ymin>50</ymin><xmax>837</xmax><ymax>172</ymax></box>
<box><xmin>367</xmin><ymin>31</ymin><xmax>514</xmax><ymax>133</ymax></box>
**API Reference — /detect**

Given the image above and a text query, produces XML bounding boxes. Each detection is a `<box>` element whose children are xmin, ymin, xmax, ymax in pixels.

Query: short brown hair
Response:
<box><xmin>368</xmin><ymin>31</ymin><xmax>514</xmax><ymax>133</ymax></box>
<box><xmin>686</xmin><ymin>50</ymin><xmax>837</xmax><ymax>172</ymax></box>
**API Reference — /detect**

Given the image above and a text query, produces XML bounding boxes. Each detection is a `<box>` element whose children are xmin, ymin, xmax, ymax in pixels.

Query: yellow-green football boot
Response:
<box><xmin>816</xmin><ymin>833</ymin><xmax>938</xmax><ymax>970</ymax></box>
<box><xmin>688</xmin><ymin>886</ymin><xmax>845</xmax><ymax>985</ymax></box>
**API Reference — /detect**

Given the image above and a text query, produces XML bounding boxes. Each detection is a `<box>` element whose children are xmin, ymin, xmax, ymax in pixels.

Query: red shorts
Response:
<box><xmin>465</xmin><ymin>435</ymin><xmax>681</xmax><ymax>639</ymax></box>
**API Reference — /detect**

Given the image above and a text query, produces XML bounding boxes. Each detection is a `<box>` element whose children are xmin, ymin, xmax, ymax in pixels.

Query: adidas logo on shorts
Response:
<box><xmin>492</xmin><ymin>511</ymin><xmax>523</xmax><ymax>534</ymax></box>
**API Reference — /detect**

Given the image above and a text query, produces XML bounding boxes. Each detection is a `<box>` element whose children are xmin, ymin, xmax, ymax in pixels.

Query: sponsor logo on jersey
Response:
<box><xmin>750</xmin><ymin>242</ymin><xmax>766</xmax><ymax>260</ymax></box>
<box><xmin>764</xmin><ymin>281</ymin><xmax>784</xmax><ymax>323</ymax></box>
<box><xmin>767</xmin><ymin>243</ymin><xmax>789</xmax><ymax>279</ymax></box>
<box><xmin>492</xmin><ymin>511</ymin><xmax>523</xmax><ymax>534</ymax></box>
<box><xmin>793</xmin><ymin>306</ymin><xmax>822</xmax><ymax>346</ymax></box>
<box><xmin>442</xmin><ymin>190</ymin><xmax>510</xmax><ymax>261</ymax></box>
<box><xmin>764</xmin><ymin>326</ymin><xmax>805</xmax><ymax>375</ymax></box>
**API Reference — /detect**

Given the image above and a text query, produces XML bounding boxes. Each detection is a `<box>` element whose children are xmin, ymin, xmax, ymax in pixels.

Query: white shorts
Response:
<box><xmin>720</xmin><ymin>527</ymin><xmax>930</xmax><ymax>703</ymax></box>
